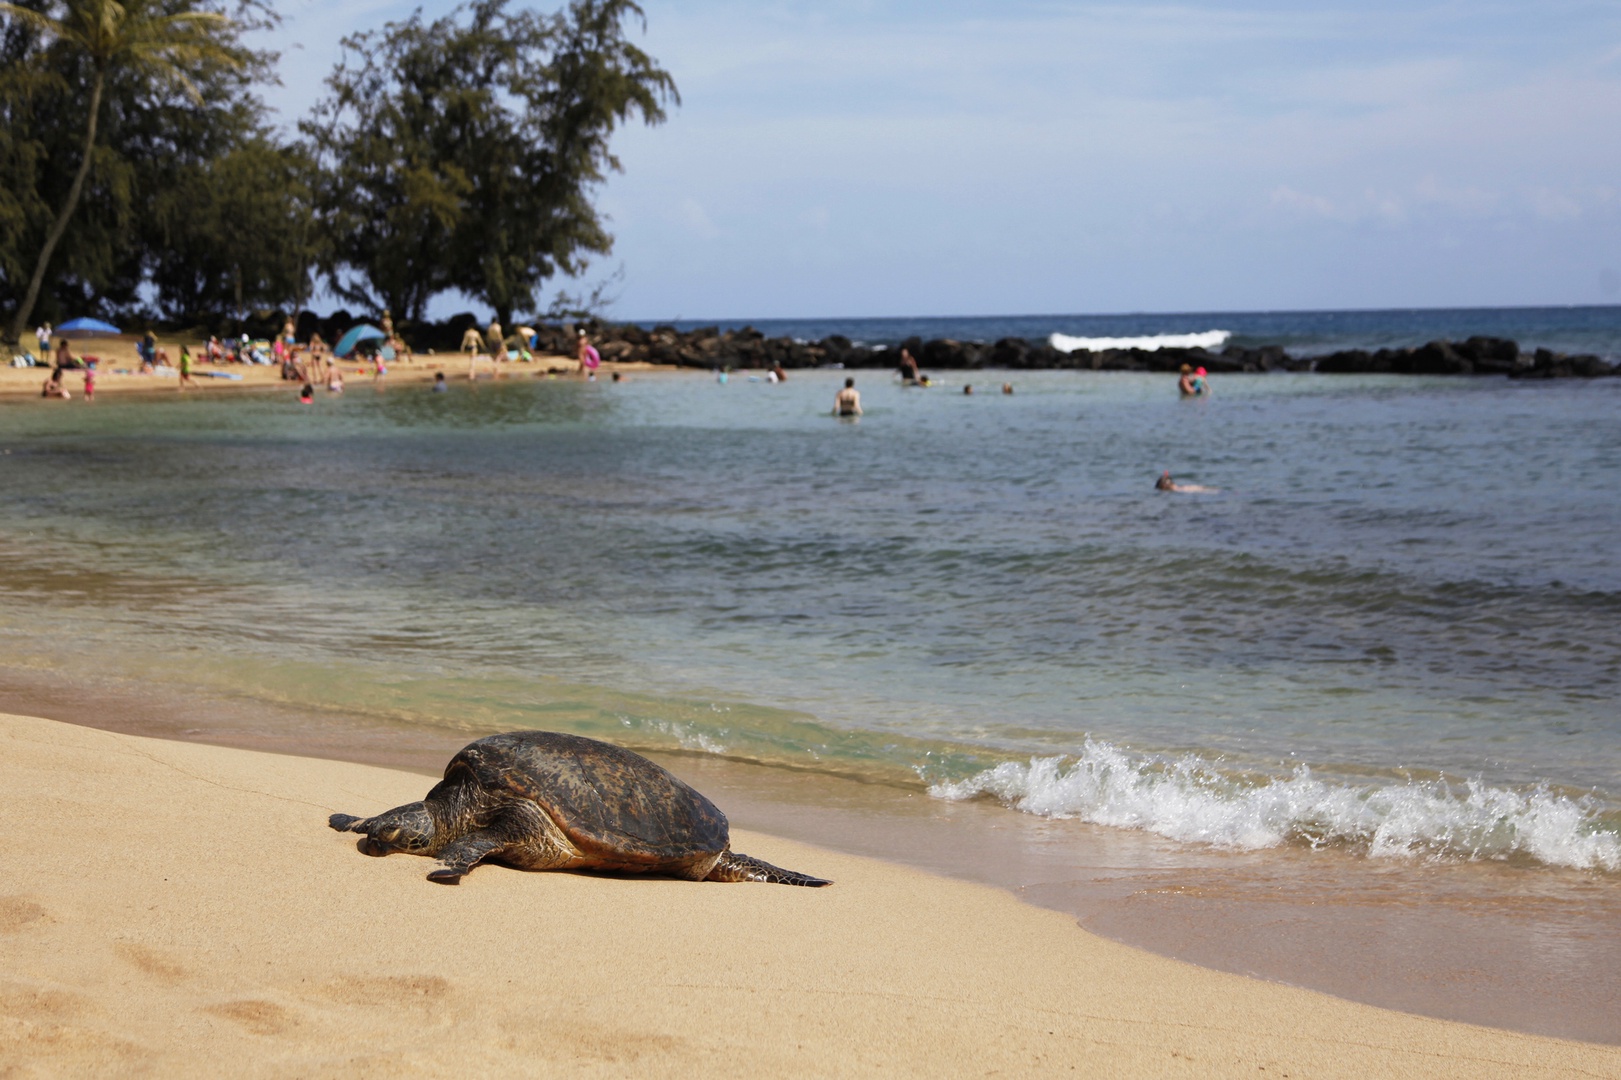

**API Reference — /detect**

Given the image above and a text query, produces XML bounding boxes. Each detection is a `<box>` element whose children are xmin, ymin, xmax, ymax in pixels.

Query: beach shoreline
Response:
<box><xmin>0</xmin><ymin>333</ymin><xmax>656</xmax><ymax>399</ymax></box>
<box><xmin>3</xmin><ymin>708</ymin><xmax>1617</xmax><ymax>1077</ymax></box>
<box><xmin>6</xmin><ymin>663</ymin><xmax>1619</xmax><ymax>1050</ymax></box>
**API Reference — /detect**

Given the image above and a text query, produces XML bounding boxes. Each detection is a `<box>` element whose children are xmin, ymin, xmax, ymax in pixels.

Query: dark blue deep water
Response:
<box><xmin>649</xmin><ymin>304</ymin><xmax>1621</xmax><ymax>359</ymax></box>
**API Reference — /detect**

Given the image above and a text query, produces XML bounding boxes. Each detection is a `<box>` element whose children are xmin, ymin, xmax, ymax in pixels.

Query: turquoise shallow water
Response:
<box><xmin>2</xmin><ymin>369</ymin><xmax>1618</xmax><ymax>871</ymax></box>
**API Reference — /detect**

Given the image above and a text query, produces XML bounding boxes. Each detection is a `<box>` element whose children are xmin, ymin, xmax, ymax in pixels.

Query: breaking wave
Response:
<box><xmin>1049</xmin><ymin>330</ymin><xmax>1230</xmax><ymax>353</ymax></box>
<box><xmin>928</xmin><ymin>740</ymin><xmax>1621</xmax><ymax>872</ymax></box>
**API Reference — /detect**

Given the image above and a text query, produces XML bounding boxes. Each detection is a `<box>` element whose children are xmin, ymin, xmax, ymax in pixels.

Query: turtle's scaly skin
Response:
<box><xmin>329</xmin><ymin>731</ymin><xmax>831</xmax><ymax>887</ymax></box>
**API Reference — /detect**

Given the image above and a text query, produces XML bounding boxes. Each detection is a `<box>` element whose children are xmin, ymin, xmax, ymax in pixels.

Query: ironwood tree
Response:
<box><xmin>302</xmin><ymin>0</ymin><xmax>677</xmax><ymax>327</ymax></box>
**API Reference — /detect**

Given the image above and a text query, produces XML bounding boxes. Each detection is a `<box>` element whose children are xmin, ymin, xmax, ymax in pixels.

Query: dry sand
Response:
<box><xmin>2</xmin><ymin>713</ymin><xmax>1615</xmax><ymax>1078</ymax></box>
<box><xmin>2</xmin><ymin>333</ymin><xmax>607</xmax><ymax>398</ymax></box>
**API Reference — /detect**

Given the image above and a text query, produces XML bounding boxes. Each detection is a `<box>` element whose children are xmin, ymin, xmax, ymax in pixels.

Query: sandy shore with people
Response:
<box><xmin>0</xmin><ymin>333</ymin><xmax>626</xmax><ymax>398</ymax></box>
<box><xmin>2</xmin><ymin>712</ymin><xmax>1614</xmax><ymax>1077</ymax></box>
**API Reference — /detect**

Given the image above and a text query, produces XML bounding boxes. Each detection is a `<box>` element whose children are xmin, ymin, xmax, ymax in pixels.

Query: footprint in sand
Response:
<box><xmin>202</xmin><ymin>999</ymin><xmax>298</xmax><ymax>1036</ymax></box>
<box><xmin>302</xmin><ymin>974</ymin><xmax>453</xmax><ymax>1010</ymax></box>
<box><xmin>0</xmin><ymin>980</ymin><xmax>87</xmax><ymax>1023</ymax></box>
<box><xmin>0</xmin><ymin>896</ymin><xmax>49</xmax><ymax>934</ymax></box>
<box><xmin>113</xmin><ymin>942</ymin><xmax>189</xmax><ymax>984</ymax></box>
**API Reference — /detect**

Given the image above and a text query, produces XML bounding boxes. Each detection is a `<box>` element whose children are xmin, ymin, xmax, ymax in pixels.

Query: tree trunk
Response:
<box><xmin>6</xmin><ymin>71</ymin><xmax>105</xmax><ymax>346</ymax></box>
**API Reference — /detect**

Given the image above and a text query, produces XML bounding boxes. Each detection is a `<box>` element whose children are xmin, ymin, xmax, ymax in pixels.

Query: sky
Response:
<box><xmin>259</xmin><ymin>1</ymin><xmax>1621</xmax><ymax>320</ymax></box>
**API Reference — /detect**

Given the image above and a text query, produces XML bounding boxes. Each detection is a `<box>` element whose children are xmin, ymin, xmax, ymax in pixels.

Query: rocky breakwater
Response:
<box><xmin>532</xmin><ymin>323</ymin><xmax>1617</xmax><ymax>379</ymax></box>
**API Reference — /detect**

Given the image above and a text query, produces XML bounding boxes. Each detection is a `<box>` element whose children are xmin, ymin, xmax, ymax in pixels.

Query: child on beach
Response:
<box><xmin>41</xmin><ymin>369</ymin><xmax>70</xmax><ymax>399</ymax></box>
<box><xmin>576</xmin><ymin>332</ymin><xmax>600</xmax><ymax>378</ymax></box>
<box><xmin>298</xmin><ymin>382</ymin><xmax>314</xmax><ymax>404</ymax></box>
<box><xmin>82</xmin><ymin>367</ymin><xmax>95</xmax><ymax>401</ymax></box>
<box><xmin>178</xmin><ymin>346</ymin><xmax>194</xmax><ymax>390</ymax></box>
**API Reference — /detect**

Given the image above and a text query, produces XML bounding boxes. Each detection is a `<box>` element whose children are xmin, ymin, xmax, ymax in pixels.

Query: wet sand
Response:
<box><xmin>4</xmin><ymin>709</ymin><xmax>1617</xmax><ymax>1078</ymax></box>
<box><xmin>3</xmin><ymin>661</ymin><xmax>1619</xmax><ymax>1051</ymax></box>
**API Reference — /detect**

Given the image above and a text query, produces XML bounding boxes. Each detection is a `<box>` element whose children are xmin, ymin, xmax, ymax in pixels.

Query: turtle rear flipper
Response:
<box><xmin>707</xmin><ymin>851</ymin><xmax>831</xmax><ymax>887</ymax></box>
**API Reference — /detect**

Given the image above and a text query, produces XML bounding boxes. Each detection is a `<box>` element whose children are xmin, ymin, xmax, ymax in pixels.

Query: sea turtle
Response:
<box><xmin>329</xmin><ymin>730</ymin><xmax>831</xmax><ymax>887</ymax></box>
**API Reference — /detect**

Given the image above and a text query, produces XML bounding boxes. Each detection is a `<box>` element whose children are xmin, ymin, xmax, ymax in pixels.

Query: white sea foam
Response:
<box><xmin>1049</xmin><ymin>330</ymin><xmax>1231</xmax><ymax>353</ymax></box>
<box><xmin>928</xmin><ymin>740</ymin><xmax>1621</xmax><ymax>872</ymax></box>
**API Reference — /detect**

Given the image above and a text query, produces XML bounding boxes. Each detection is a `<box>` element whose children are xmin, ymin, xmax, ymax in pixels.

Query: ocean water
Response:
<box><xmin>2</xmin><ymin>361</ymin><xmax>1618</xmax><ymax>880</ymax></box>
<box><xmin>656</xmin><ymin>304</ymin><xmax>1621</xmax><ymax>359</ymax></box>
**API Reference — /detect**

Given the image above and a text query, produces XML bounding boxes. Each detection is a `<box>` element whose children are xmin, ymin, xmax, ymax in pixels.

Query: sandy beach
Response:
<box><xmin>2</xmin><ymin>334</ymin><xmax>616</xmax><ymax>398</ymax></box>
<box><xmin>2</xmin><ymin>713</ymin><xmax>1615</xmax><ymax>1078</ymax></box>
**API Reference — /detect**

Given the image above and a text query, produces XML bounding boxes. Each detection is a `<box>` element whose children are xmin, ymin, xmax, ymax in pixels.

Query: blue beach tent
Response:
<box><xmin>55</xmin><ymin>317</ymin><xmax>120</xmax><ymax>334</ymax></box>
<box><xmin>334</xmin><ymin>323</ymin><xmax>385</xmax><ymax>358</ymax></box>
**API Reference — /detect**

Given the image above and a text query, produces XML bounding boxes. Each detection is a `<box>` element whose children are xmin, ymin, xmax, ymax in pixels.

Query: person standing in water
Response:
<box><xmin>460</xmin><ymin>325</ymin><xmax>486</xmax><ymax>379</ymax></box>
<box><xmin>576</xmin><ymin>331</ymin><xmax>600</xmax><ymax>378</ymax></box>
<box><xmin>833</xmin><ymin>377</ymin><xmax>862</xmax><ymax>416</ymax></box>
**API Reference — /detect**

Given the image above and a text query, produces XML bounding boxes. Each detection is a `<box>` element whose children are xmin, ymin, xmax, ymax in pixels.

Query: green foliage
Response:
<box><xmin>0</xmin><ymin>0</ymin><xmax>281</xmax><ymax>335</ymax></box>
<box><xmin>303</xmin><ymin>0</ymin><xmax>677</xmax><ymax>325</ymax></box>
<box><xmin>146</xmin><ymin>136</ymin><xmax>322</xmax><ymax>324</ymax></box>
<box><xmin>0</xmin><ymin>0</ymin><xmax>674</xmax><ymax>335</ymax></box>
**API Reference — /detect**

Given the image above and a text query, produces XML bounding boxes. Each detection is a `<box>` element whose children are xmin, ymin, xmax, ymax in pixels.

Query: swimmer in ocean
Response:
<box><xmin>833</xmin><ymin>377</ymin><xmax>862</xmax><ymax>416</ymax></box>
<box><xmin>1155</xmin><ymin>471</ymin><xmax>1216</xmax><ymax>493</ymax></box>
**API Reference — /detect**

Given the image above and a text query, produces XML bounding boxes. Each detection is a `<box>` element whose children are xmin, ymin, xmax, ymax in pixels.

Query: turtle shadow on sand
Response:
<box><xmin>329</xmin><ymin>731</ymin><xmax>832</xmax><ymax>887</ymax></box>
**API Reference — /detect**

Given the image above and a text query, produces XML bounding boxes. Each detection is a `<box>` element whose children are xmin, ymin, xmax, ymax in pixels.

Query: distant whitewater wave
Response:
<box><xmin>1049</xmin><ymin>330</ymin><xmax>1230</xmax><ymax>353</ymax></box>
<box><xmin>929</xmin><ymin>739</ymin><xmax>1621</xmax><ymax>872</ymax></box>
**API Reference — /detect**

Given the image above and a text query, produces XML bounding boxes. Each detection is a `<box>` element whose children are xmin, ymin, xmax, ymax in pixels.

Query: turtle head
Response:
<box><xmin>347</xmin><ymin>802</ymin><xmax>440</xmax><ymax>857</ymax></box>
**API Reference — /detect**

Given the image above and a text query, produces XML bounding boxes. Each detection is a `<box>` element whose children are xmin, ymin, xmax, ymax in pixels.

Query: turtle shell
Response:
<box><xmin>442</xmin><ymin>731</ymin><xmax>730</xmax><ymax>864</ymax></box>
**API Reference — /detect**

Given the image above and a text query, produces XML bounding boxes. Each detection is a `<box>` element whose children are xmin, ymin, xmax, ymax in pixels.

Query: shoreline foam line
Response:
<box><xmin>928</xmin><ymin>742</ymin><xmax>1621</xmax><ymax>873</ymax></box>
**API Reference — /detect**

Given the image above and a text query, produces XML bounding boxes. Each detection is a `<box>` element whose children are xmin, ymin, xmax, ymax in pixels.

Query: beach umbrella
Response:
<box><xmin>55</xmin><ymin>317</ymin><xmax>120</xmax><ymax>334</ymax></box>
<box><xmin>333</xmin><ymin>323</ymin><xmax>386</xmax><ymax>357</ymax></box>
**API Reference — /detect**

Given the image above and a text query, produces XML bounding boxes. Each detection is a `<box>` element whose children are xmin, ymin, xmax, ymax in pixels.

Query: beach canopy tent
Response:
<box><xmin>55</xmin><ymin>317</ymin><xmax>120</xmax><ymax>334</ymax></box>
<box><xmin>334</xmin><ymin>324</ymin><xmax>385</xmax><ymax>357</ymax></box>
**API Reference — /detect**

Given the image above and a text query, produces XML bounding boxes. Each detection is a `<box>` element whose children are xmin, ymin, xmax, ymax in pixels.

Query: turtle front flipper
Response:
<box><xmin>706</xmin><ymin>851</ymin><xmax>832</xmax><ymax>887</ymax></box>
<box><xmin>329</xmin><ymin>813</ymin><xmax>369</xmax><ymax>832</ymax></box>
<box><xmin>426</xmin><ymin>831</ymin><xmax>507</xmax><ymax>885</ymax></box>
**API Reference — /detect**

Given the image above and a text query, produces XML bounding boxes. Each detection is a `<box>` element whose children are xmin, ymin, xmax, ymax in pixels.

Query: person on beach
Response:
<box><xmin>139</xmin><ymin>330</ymin><xmax>157</xmax><ymax>368</ymax></box>
<box><xmin>82</xmin><ymin>366</ymin><xmax>95</xmax><ymax>401</ymax></box>
<box><xmin>54</xmin><ymin>338</ymin><xmax>77</xmax><ymax>370</ymax></box>
<box><xmin>41</xmin><ymin>368</ymin><xmax>69</xmax><ymax>399</ymax></box>
<box><xmin>328</xmin><ymin>367</ymin><xmax>345</xmax><ymax>394</ymax></box>
<box><xmin>298</xmin><ymin>382</ymin><xmax>315</xmax><ymax>404</ymax></box>
<box><xmin>833</xmin><ymin>377</ymin><xmax>862</xmax><ymax>417</ymax></box>
<box><xmin>488</xmin><ymin>319</ymin><xmax>504</xmax><ymax>360</ymax></box>
<box><xmin>35</xmin><ymin>323</ymin><xmax>51</xmax><ymax>360</ymax></box>
<box><xmin>576</xmin><ymin>332</ymin><xmax>600</xmax><ymax>378</ymax></box>
<box><xmin>460</xmin><ymin>325</ymin><xmax>485</xmax><ymax>379</ymax></box>
<box><xmin>1155</xmin><ymin>471</ymin><xmax>1216</xmax><ymax>493</ymax></box>
<box><xmin>1178</xmin><ymin>364</ymin><xmax>1197</xmax><ymax>396</ymax></box>
<box><xmin>1191</xmin><ymin>367</ymin><xmax>1210</xmax><ymax>396</ymax></box>
<box><xmin>432</xmin><ymin>371</ymin><xmax>448</xmax><ymax>392</ymax></box>
<box><xmin>963</xmin><ymin>384</ymin><xmax>974</xmax><ymax>395</ymax></box>
<box><xmin>770</xmin><ymin>361</ymin><xmax>788</xmax><ymax>383</ymax></box>
<box><xmin>177</xmin><ymin>346</ymin><xmax>194</xmax><ymax>390</ymax></box>
<box><xmin>1002</xmin><ymin>383</ymin><xmax>1014</xmax><ymax>394</ymax></box>
<box><xmin>898</xmin><ymin>347</ymin><xmax>921</xmax><ymax>384</ymax></box>
<box><xmin>373</xmin><ymin>351</ymin><xmax>387</xmax><ymax>385</ymax></box>
<box><xmin>208</xmin><ymin>336</ymin><xmax>224</xmax><ymax>364</ymax></box>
